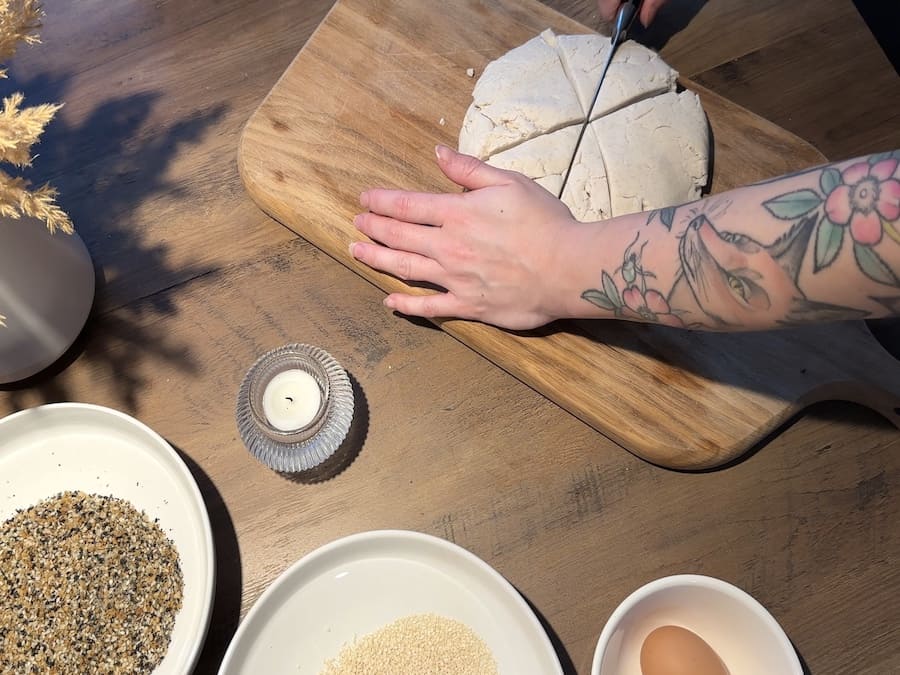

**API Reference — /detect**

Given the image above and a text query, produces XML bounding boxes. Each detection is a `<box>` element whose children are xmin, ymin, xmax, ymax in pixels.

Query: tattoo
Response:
<box><xmin>647</xmin><ymin>197</ymin><xmax>731</xmax><ymax>232</ymax></box>
<box><xmin>585</xmin><ymin>210</ymin><xmax>869</xmax><ymax>328</ymax></box>
<box><xmin>646</xmin><ymin>206</ymin><xmax>677</xmax><ymax>230</ymax></box>
<box><xmin>582</xmin><ymin>232</ymin><xmax>684</xmax><ymax>327</ymax></box>
<box><xmin>871</xmin><ymin>296</ymin><xmax>900</xmax><ymax>314</ymax></box>
<box><xmin>668</xmin><ymin>213</ymin><xmax>868</xmax><ymax>327</ymax></box>
<box><xmin>584</xmin><ymin>153</ymin><xmax>900</xmax><ymax>328</ymax></box>
<box><xmin>762</xmin><ymin>150</ymin><xmax>900</xmax><ymax>286</ymax></box>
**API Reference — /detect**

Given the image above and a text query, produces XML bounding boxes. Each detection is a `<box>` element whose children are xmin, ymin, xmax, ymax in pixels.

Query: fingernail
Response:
<box><xmin>359</xmin><ymin>192</ymin><xmax>369</xmax><ymax>208</ymax></box>
<box><xmin>348</xmin><ymin>242</ymin><xmax>359</xmax><ymax>258</ymax></box>
<box><xmin>353</xmin><ymin>214</ymin><xmax>363</xmax><ymax>228</ymax></box>
<box><xmin>435</xmin><ymin>144</ymin><xmax>450</xmax><ymax>162</ymax></box>
<box><xmin>383</xmin><ymin>296</ymin><xmax>395</xmax><ymax>309</ymax></box>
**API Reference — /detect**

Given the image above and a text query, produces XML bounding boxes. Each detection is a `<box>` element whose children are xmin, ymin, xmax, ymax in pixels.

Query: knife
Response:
<box><xmin>560</xmin><ymin>0</ymin><xmax>644</xmax><ymax>190</ymax></box>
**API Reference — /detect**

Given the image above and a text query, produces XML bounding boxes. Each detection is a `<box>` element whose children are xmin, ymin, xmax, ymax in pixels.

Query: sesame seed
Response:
<box><xmin>0</xmin><ymin>490</ymin><xmax>184</xmax><ymax>674</ymax></box>
<box><xmin>320</xmin><ymin>614</ymin><xmax>498</xmax><ymax>674</ymax></box>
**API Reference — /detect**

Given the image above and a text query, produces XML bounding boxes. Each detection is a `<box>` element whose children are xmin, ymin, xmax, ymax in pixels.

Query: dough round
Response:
<box><xmin>458</xmin><ymin>29</ymin><xmax>709</xmax><ymax>221</ymax></box>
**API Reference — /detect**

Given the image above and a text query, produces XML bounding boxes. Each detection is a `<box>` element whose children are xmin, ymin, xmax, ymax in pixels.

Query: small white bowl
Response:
<box><xmin>592</xmin><ymin>574</ymin><xmax>802</xmax><ymax>675</ymax></box>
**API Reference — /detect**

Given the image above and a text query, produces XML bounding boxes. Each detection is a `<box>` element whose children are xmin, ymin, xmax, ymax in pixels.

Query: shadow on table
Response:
<box><xmin>0</xmin><ymin>293</ymin><xmax>199</xmax><ymax>411</ymax></box>
<box><xmin>793</xmin><ymin>639</ymin><xmax>813</xmax><ymax>675</ymax></box>
<box><xmin>0</xmin><ymin>69</ymin><xmax>228</xmax><ymax>412</ymax></box>
<box><xmin>529</xmin><ymin>317</ymin><xmax>899</xmax><ymax>426</ymax></box>
<box><xmin>852</xmin><ymin>0</ymin><xmax>900</xmax><ymax>73</ymax></box>
<box><xmin>172</xmin><ymin>445</ymin><xmax>243</xmax><ymax>675</ymax></box>
<box><xmin>668</xmin><ymin>398</ymin><xmax>892</xmax><ymax>475</ymax></box>
<box><xmin>867</xmin><ymin>317</ymin><xmax>900</xmax><ymax>359</ymax></box>
<box><xmin>517</xmin><ymin>590</ymin><xmax>578</xmax><ymax>675</ymax></box>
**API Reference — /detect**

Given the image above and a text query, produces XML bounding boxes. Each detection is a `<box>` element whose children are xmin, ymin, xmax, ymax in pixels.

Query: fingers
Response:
<box><xmin>434</xmin><ymin>145</ymin><xmax>514</xmax><ymax>191</ymax></box>
<box><xmin>383</xmin><ymin>291</ymin><xmax>470</xmax><ymax>320</ymax></box>
<box><xmin>360</xmin><ymin>187</ymin><xmax>454</xmax><ymax>227</ymax></box>
<box><xmin>359</xmin><ymin>146</ymin><xmax>511</xmax><ymax>223</ymax></box>
<box><xmin>640</xmin><ymin>0</ymin><xmax>667</xmax><ymax>26</ymax></box>
<box><xmin>349</xmin><ymin>240</ymin><xmax>445</xmax><ymax>285</ymax></box>
<box><xmin>596</xmin><ymin>0</ymin><xmax>619</xmax><ymax>21</ymax></box>
<box><xmin>354</xmin><ymin>212</ymin><xmax>438</xmax><ymax>258</ymax></box>
<box><xmin>598</xmin><ymin>0</ymin><xmax>666</xmax><ymax>26</ymax></box>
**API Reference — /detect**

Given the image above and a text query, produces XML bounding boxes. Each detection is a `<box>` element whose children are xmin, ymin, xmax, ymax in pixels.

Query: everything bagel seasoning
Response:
<box><xmin>0</xmin><ymin>490</ymin><xmax>184</xmax><ymax>673</ymax></box>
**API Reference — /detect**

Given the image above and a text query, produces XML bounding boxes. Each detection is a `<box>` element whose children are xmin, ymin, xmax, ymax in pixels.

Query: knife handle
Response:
<box><xmin>612</xmin><ymin>0</ymin><xmax>644</xmax><ymax>44</ymax></box>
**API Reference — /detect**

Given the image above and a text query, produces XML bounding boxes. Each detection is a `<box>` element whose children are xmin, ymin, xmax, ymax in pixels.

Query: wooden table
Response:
<box><xmin>1</xmin><ymin>1</ymin><xmax>897</xmax><ymax>673</ymax></box>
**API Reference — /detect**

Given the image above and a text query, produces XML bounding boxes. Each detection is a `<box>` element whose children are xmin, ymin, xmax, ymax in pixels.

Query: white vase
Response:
<box><xmin>0</xmin><ymin>216</ymin><xmax>95</xmax><ymax>384</ymax></box>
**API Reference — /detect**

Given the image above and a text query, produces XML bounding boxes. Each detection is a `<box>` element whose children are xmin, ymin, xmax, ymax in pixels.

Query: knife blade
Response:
<box><xmin>560</xmin><ymin>0</ymin><xmax>644</xmax><ymax>192</ymax></box>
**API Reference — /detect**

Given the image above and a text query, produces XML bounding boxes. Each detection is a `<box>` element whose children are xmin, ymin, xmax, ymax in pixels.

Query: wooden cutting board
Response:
<box><xmin>238</xmin><ymin>0</ymin><xmax>900</xmax><ymax>469</ymax></box>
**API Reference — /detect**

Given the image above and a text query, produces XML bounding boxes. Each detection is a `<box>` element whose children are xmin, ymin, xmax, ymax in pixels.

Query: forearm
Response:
<box><xmin>352</xmin><ymin>146</ymin><xmax>899</xmax><ymax>332</ymax></box>
<box><xmin>558</xmin><ymin>151</ymin><xmax>900</xmax><ymax>330</ymax></box>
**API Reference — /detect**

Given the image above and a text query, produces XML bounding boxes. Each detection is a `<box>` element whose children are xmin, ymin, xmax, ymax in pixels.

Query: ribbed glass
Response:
<box><xmin>236</xmin><ymin>344</ymin><xmax>354</xmax><ymax>475</ymax></box>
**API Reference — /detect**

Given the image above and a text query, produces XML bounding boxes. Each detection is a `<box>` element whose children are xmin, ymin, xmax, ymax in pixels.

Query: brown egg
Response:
<box><xmin>640</xmin><ymin>625</ymin><xmax>730</xmax><ymax>675</ymax></box>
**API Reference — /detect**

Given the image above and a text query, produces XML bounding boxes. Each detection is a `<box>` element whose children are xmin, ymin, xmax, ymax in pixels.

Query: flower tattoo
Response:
<box><xmin>824</xmin><ymin>158</ymin><xmax>900</xmax><ymax>246</ymax></box>
<box><xmin>581</xmin><ymin>233</ymin><xmax>684</xmax><ymax>327</ymax></box>
<box><xmin>621</xmin><ymin>286</ymin><xmax>683</xmax><ymax>327</ymax></box>
<box><xmin>763</xmin><ymin>151</ymin><xmax>900</xmax><ymax>287</ymax></box>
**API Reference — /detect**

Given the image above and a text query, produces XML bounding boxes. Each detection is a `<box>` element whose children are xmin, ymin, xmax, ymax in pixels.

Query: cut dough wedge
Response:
<box><xmin>458</xmin><ymin>29</ymin><xmax>583</xmax><ymax>159</ymax></box>
<box><xmin>592</xmin><ymin>90</ymin><xmax>709</xmax><ymax>217</ymax></box>
<box><xmin>556</xmin><ymin>35</ymin><xmax>678</xmax><ymax>120</ymax></box>
<box><xmin>486</xmin><ymin>125</ymin><xmax>581</xmax><ymax>197</ymax></box>
<box><xmin>560</xmin><ymin>125</ymin><xmax>612</xmax><ymax>221</ymax></box>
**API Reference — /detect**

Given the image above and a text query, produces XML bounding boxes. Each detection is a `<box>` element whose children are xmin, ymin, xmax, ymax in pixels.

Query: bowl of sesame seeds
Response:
<box><xmin>0</xmin><ymin>403</ymin><xmax>215</xmax><ymax>674</ymax></box>
<box><xmin>218</xmin><ymin>530</ymin><xmax>563</xmax><ymax>675</ymax></box>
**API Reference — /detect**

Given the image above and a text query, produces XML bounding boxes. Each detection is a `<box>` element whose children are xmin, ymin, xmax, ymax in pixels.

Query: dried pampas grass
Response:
<box><xmin>0</xmin><ymin>0</ymin><xmax>42</xmax><ymax>77</ymax></box>
<box><xmin>0</xmin><ymin>0</ymin><xmax>72</xmax><ymax>235</ymax></box>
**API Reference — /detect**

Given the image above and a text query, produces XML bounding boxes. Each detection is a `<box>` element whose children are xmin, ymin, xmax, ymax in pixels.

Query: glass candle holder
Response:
<box><xmin>236</xmin><ymin>344</ymin><xmax>354</xmax><ymax>475</ymax></box>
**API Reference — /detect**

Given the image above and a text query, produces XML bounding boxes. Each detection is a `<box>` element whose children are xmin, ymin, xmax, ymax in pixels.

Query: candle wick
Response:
<box><xmin>285</xmin><ymin>396</ymin><xmax>294</xmax><ymax>403</ymax></box>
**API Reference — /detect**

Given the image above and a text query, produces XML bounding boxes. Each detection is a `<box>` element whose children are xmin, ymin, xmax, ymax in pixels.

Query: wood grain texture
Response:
<box><xmin>0</xmin><ymin>1</ymin><xmax>896</xmax><ymax>674</ymax></box>
<box><xmin>692</xmin><ymin>9</ymin><xmax>900</xmax><ymax>158</ymax></box>
<box><xmin>238</xmin><ymin>0</ymin><xmax>900</xmax><ymax>469</ymax></box>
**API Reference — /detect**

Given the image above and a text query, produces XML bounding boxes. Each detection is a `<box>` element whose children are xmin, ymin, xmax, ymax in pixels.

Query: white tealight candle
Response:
<box><xmin>261</xmin><ymin>369</ymin><xmax>322</xmax><ymax>431</ymax></box>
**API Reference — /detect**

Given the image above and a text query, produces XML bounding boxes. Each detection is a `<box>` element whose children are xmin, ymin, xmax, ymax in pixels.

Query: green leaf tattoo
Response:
<box><xmin>763</xmin><ymin>189</ymin><xmax>823</xmax><ymax>220</ymax></box>
<box><xmin>854</xmin><ymin>243</ymin><xmax>900</xmax><ymax>287</ymax></box>
<box><xmin>602</xmin><ymin>271</ymin><xmax>622</xmax><ymax>308</ymax></box>
<box><xmin>868</xmin><ymin>151</ymin><xmax>895</xmax><ymax>164</ymax></box>
<box><xmin>581</xmin><ymin>289</ymin><xmax>616</xmax><ymax>311</ymax></box>
<box><xmin>813</xmin><ymin>217</ymin><xmax>844</xmax><ymax>272</ymax></box>
<box><xmin>582</xmin><ymin>238</ymin><xmax>682</xmax><ymax>325</ymax></box>
<box><xmin>819</xmin><ymin>168</ymin><xmax>841</xmax><ymax>195</ymax></box>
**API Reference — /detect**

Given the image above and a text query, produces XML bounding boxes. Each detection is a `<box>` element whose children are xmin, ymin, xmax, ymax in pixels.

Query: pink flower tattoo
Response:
<box><xmin>824</xmin><ymin>158</ymin><xmax>900</xmax><ymax>246</ymax></box>
<box><xmin>581</xmin><ymin>233</ymin><xmax>686</xmax><ymax>326</ymax></box>
<box><xmin>622</xmin><ymin>286</ymin><xmax>684</xmax><ymax>327</ymax></box>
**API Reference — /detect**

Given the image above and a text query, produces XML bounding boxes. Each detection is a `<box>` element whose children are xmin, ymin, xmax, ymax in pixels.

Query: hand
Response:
<box><xmin>350</xmin><ymin>145</ymin><xmax>578</xmax><ymax>330</ymax></box>
<box><xmin>597</xmin><ymin>0</ymin><xmax>669</xmax><ymax>27</ymax></box>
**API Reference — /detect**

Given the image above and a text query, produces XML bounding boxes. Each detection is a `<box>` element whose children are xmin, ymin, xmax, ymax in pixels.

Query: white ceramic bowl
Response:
<box><xmin>592</xmin><ymin>574</ymin><xmax>802</xmax><ymax>675</ymax></box>
<box><xmin>0</xmin><ymin>403</ymin><xmax>215</xmax><ymax>673</ymax></box>
<box><xmin>219</xmin><ymin>530</ymin><xmax>563</xmax><ymax>674</ymax></box>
